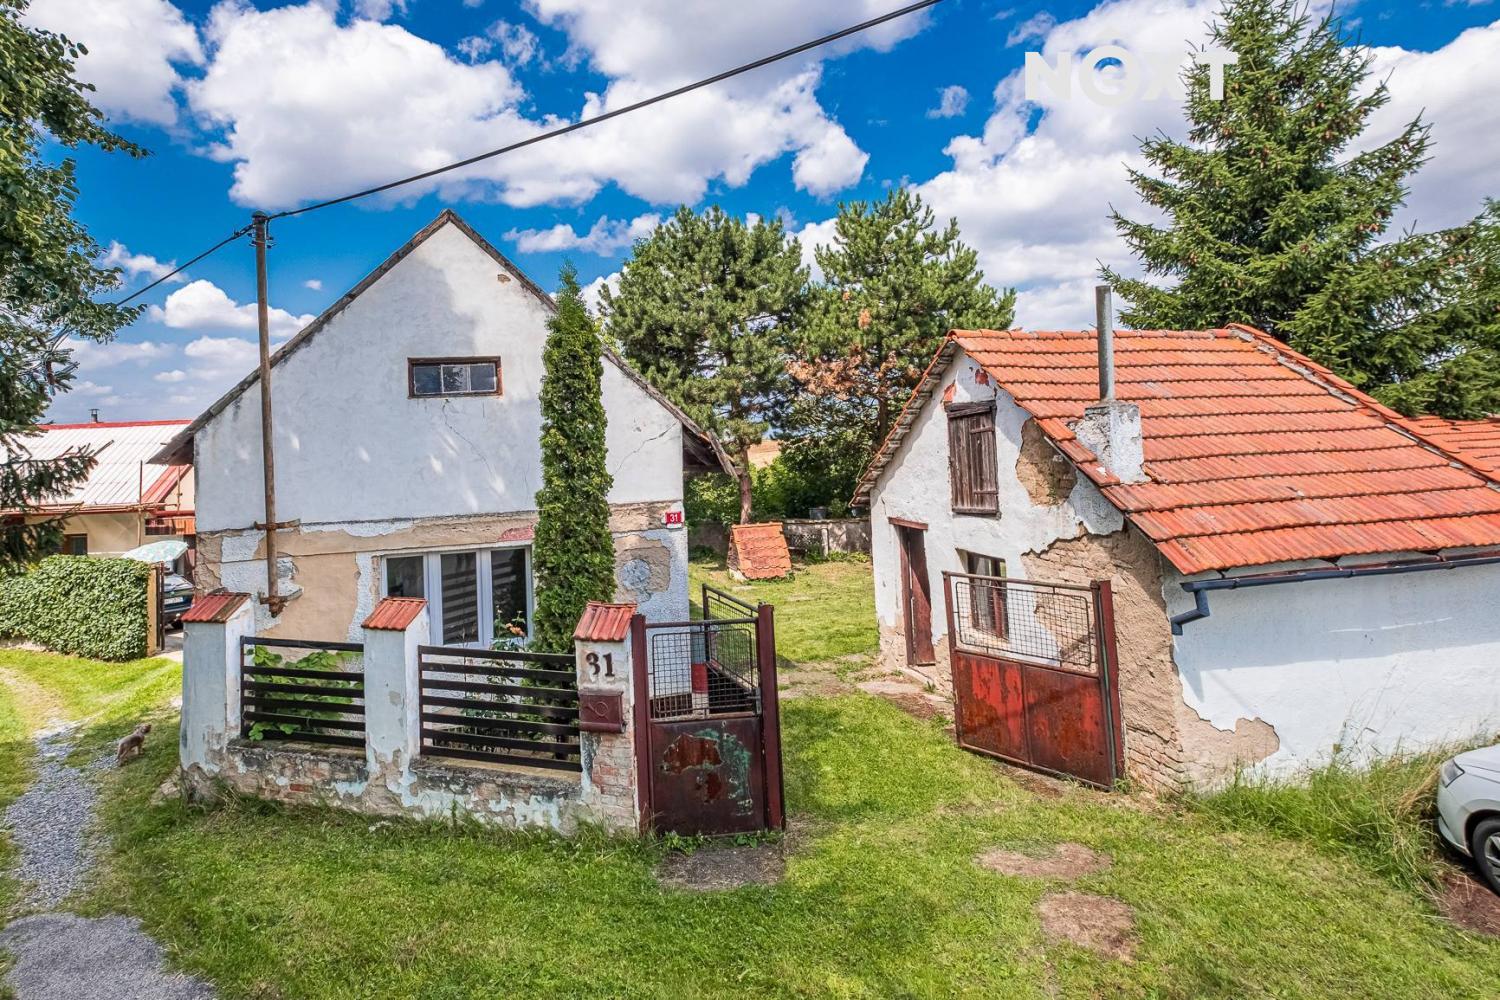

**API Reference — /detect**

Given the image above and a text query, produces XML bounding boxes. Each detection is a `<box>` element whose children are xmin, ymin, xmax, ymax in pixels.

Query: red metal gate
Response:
<box><xmin>632</xmin><ymin>588</ymin><xmax>785</xmax><ymax>836</ymax></box>
<box><xmin>943</xmin><ymin>572</ymin><xmax>1122</xmax><ymax>789</ymax></box>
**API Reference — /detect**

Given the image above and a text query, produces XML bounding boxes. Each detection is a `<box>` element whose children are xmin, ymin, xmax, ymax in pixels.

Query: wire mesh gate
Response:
<box><xmin>942</xmin><ymin>573</ymin><xmax>1123</xmax><ymax>789</ymax></box>
<box><xmin>633</xmin><ymin>586</ymin><xmax>785</xmax><ymax>836</ymax></box>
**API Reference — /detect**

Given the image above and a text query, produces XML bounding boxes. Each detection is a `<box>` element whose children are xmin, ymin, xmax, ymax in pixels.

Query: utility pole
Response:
<box><xmin>252</xmin><ymin>212</ymin><xmax>285</xmax><ymax>614</ymax></box>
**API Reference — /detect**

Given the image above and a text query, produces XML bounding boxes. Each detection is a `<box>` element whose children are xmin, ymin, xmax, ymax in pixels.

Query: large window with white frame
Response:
<box><xmin>382</xmin><ymin>546</ymin><xmax>532</xmax><ymax>647</ymax></box>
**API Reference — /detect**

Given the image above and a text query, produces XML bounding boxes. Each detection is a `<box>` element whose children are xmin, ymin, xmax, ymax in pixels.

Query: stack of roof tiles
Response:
<box><xmin>865</xmin><ymin>325</ymin><xmax>1500</xmax><ymax>575</ymax></box>
<box><xmin>728</xmin><ymin>523</ymin><xmax>793</xmax><ymax>580</ymax></box>
<box><xmin>1405</xmin><ymin>416</ymin><xmax>1500</xmax><ymax>478</ymax></box>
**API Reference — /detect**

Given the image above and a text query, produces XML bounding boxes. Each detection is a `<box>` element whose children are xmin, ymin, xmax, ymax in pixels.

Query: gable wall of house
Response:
<box><xmin>191</xmin><ymin>220</ymin><xmax>690</xmax><ymax>638</ymax></box>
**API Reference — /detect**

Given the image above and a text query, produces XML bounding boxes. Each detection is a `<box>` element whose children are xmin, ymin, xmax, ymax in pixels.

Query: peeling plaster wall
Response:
<box><xmin>1168</xmin><ymin>562</ymin><xmax>1500</xmax><ymax>779</ymax></box>
<box><xmin>869</xmin><ymin>348</ymin><xmax>1122</xmax><ymax>683</ymax></box>
<box><xmin>201</xmin><ymin>502</ymin><xmax>689</xmax><ymax>640</ymax></box>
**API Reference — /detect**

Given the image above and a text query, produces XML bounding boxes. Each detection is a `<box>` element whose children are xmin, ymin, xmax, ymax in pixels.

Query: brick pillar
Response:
<box><xmin>180</xmin><ymin>592</ymin><xmax>255</xmax><ymax>773</ymax></box>
<box><xmin>361</xmin><ymin>597</ymin><xmax>428</xmax><ymax>778</ymax></box>
<box><xmin>573</xmin><ymin>602</ymin><xmax>644</xmax><ymax>834</ymax></box>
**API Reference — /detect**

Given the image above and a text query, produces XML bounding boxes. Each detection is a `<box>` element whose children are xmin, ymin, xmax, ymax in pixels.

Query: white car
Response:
<box><xmin>1438</xmin><ymin>744</ymin><xmax>1500</xmax><ymax>895</ymax></box>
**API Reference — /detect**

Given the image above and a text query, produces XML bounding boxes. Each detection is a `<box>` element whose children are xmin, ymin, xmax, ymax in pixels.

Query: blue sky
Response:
<box><xmin>26</xmin><ymin>0</ymin><xmax>1500</xmax><ymax>422</ymax></box>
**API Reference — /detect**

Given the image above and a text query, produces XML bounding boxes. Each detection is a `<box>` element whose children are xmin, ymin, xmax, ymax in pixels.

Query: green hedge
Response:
<box><xmin>0</xmin><ymin>555</ymin><xmax>151</xmax><ymax>661</ymax></box>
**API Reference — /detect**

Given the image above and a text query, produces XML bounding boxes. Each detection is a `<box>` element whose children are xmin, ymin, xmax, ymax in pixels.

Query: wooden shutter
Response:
<box><xmin>947</xmin><ymin>403</ymin><xmax>998</xmax><ymax>514</ymax></box>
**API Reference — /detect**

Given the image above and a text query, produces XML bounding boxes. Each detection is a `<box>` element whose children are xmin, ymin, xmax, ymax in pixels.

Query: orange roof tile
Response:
<box><xmin>729</xmin><ymin>522</ymin><xmax>793</xmax><ymax>579</ymax></box>
<box><xmin>181</xmin><ymin>591</ymin><xmax>249</xmax><ymax>624</ymax></box>
<box><xmin>362</xmin><ymin>596</ymin><xmax>427</xmax><ymax>631</ymax></box>
<box><xmin>574</xmin><ymin>602</ymin><xmax>636</xmax><ymax>642</ymax></box>
<box><xmin>1405</xmin><ymin>415</ymin><xmax>1500</xmax><ymax>478</ymax></box>
<box><xmin>856</xmin><ymin>325</ymin><xmax>1500</xmax><ymax>575</ymax></box>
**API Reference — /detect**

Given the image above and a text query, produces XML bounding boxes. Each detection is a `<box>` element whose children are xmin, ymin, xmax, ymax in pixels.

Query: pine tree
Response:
<box><xmin>789</xmin><ymin>188</ymin><xmax>1015</xmax><ymax>488</ymax></box>
<box><xmin>602</xmin><ymin>206</ymin><xmax>806</xmax><ymax>523</ymax></box>
<box><xmin>1</xmin><ymin>2</ymin><xmax>146</xmax><ymax>569</ymax></box>
<box><xmin>531</xmin><ymin>264</ymin><xmax>616</xmax><ymax>653</ymax></box>
<box><xmin>1103</xmin><ymin>0</ymin><xmax>1500</xmax><ymax>417</ymax></box>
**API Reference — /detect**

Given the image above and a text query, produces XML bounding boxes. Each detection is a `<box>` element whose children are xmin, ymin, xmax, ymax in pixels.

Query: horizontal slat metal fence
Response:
<box><xmin>240</xmin><ymin>637</ymin><xmax>366</xmax><ymax>748</ymax></box>
<box><xmin>418</xmin><ymin>645</ymin><xmax>581</xmax><ymax>772</ymax></box>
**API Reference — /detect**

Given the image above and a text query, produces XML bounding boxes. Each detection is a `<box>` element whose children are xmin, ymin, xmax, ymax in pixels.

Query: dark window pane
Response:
<box><xmin>491</xmin><ymin>547</ymin><xmax>529</xmax><ymax>639</ymax></box>
<box><xmin>412</xmin><ymin>364</ymin><xmax>441</xmax><ymax>396</ymax></box>
<box><xmin>468</xmin><ymin>362</ymin><xmax>497</xmax><ymax>393</ymax></box>
<box><xmin>63</xmin><ymin>534</ymin><xmax>88</xmax><ymax>556</ymax></box>
<box><xmin>440</xmin><ymin>552</ymin><xmax>479</xmax><ymax>644</ymax></box>
<box><xmin>440</xmin><ymin>364</ymin><xmax>469</xmax><ymax>394</ymax></box>
<box><xmin>385</xmin><ymin>555</ymin><xmax>424</xmax><ymax>598</ymax></box>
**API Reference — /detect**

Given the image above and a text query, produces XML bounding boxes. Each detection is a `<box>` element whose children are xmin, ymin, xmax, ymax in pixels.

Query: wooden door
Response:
<box><xmin>896</xmin><ymin>524</ymin><xmax>936</xmax><ymax>665</ymax></box>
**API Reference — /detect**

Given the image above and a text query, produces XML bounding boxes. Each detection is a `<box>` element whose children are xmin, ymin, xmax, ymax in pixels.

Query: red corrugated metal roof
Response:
<box><xmin>1405</xmin><ymin>416</ymin><xmax>1500</xmax><ymax>478</ymax></box>
<box><xmin>859</xmin><ymin>325</ymin><xmax>1500</xmax><ymax>575</ymax></box>
<box><xmin>181</xmin><ymin>591</ymin><xmax>249</xmax><ymax>624</ymax></box>
<box><xmin>362</xmin><ymin>596</ymin><xmax>427</xmax><ymax>631</ymax></box>
<box><xmin>729</xmin><ymin>522</ymin><xmax>793</xmax><ymax>579</ymax></box>
<box><xmin>574</xmin><ymin>602</ymin><xmax>636</xmax><ymax>642</ymax></box>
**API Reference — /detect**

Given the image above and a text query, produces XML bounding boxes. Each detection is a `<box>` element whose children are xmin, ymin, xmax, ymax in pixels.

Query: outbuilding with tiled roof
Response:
<box><xmin>857</xmin><ymin>310</ymin><xmax>1500</xmax><ymax>794</ymax></box>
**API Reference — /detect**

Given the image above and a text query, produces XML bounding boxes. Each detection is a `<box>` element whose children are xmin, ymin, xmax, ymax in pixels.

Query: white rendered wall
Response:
<box><xmin>194</xmin><ymin>219</ymin><xmax>683</xmax><ymax>533</ymax></box>
<box><xmin>1169</xmin><ymin>562</ymin><xmax>1500</xmax><ymax>776</ymax></box>
<box><xmin>869</xmin><ymin>349</ymin><xmax>1122</xmax><ymax>648</ymax></box>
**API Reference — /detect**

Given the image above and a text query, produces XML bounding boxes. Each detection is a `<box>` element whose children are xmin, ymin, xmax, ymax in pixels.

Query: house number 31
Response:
<box><xmin>586</xmin><ymin>651</ymin><xmax>615</xmax><ymax>678</ymax></box>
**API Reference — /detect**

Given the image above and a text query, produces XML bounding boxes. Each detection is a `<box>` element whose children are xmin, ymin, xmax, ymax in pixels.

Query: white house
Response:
<box><xmin>155</xmin><ymin>210</ymin><xmax>725</xmax><ymax>644</ymax></box>
<box><xmin>855</xmin><ymin>320</ymin><xmax>1500</xmax><ymax>791</ymax></box>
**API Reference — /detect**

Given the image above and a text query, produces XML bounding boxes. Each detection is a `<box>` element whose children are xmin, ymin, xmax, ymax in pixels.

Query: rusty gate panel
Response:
<box><xmin>636</xmin><ymin>593</ymin><xmax>785</xmax><ymax>836</ymax></box>
<box><xmin>649</xmin><ymin>716</ymin><xmax>766</xmax><ymax>836</ymax></box>
<box><xmin>944</xmin><ymin>573</ymin><xmax>1122</xmax><ymax>790</ymax></box>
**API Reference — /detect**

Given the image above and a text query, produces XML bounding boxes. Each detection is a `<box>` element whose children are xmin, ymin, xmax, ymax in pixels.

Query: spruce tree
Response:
<box><xmin>1</xmin><ymin>2</ymin><xmax>146</xmax><ymax>569</ymax></box>
<box><xmin>789</xmin><ymin>188</ymin><xmax>1015</xmax><ymax>490</ymax></box>
<box><xmin>1103</xmin><ymin>0</ymin><xmax>1500</xmax><ymax>417</ymax></box>
<box><xmin>531</xmin><ymin>264</ymin><xmax>615</xmax><ymax>652</ymax></box>
<box><xmin>602</xmin><ymin>206</ymin><xmax>806</xmax><ymax>523</ymax></box>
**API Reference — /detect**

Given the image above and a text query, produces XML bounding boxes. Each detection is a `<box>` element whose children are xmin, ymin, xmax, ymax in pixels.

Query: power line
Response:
<box><xmin>115</xmin><ymin>225</ymin><xmax>253</xmax><ymax>306</ymax></box>
<box><xmin>110</xmin><ymin>0</ymin><xmax>943</xmax><ymax>305</ymax></box>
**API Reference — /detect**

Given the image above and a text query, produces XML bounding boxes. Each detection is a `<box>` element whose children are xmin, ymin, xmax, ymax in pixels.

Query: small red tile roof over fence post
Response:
<box><xmin>362</xmin><ymin>597</ymin><xmax>428</xmax><ymax>631</ymax></box>
<box><xmin>181</xmin><ymin>591</ymin><xmax>250</xmax><ymax>624</ymax></box>
<box><xmin>574</xmin><ymin>602</ymin><xmax>637</xmax><ymax>642</ymax></box>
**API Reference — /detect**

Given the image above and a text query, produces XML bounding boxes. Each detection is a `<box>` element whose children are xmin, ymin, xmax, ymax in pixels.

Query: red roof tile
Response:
<box><xmin>729</xmin><ymin>523</ymin><xmax>793</xmax><ymax>580</ymax></box>
<box><xmin>181</xmin><ymin>591</ymin><xmax>249</xmax><ymax>624</ymax></box>
<box><xmin>574</xmin><ymin>602</ymin><xmax>636</xmax><ymax>642</ymax></box>
<box><xmin>1405</xmin><ymin>416</ymin><xmax>1500</xmax><ymax>478</ymax></box>
<box><xmin>856</xmin><ymin>325</ymin><xmax>1500</xmax><ymax>575</ymax></box>
<box><xmin>362</xmin><ymin>596</ymin><xmax>427</xmax><ymax>631</ymax></box>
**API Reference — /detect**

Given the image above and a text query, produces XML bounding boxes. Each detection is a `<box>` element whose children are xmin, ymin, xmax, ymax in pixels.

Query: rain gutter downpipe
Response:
<box><xmin>1169</xmin><ymin>550</ymin><xmax>1500</xmax><ymax>635</ymax></box>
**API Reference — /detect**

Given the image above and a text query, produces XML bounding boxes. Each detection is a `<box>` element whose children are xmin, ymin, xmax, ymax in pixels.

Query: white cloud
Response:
<box><xmin>354</xmin><ymin>0</ymin><xmax>408</xmax><ymax>21</ymax></box>
<box><xmin>506</xmin><ymin>213</ymin><xmax>661</xmax><ymax>255</ymax></box>
<box><xmin>791</xmin><ymin>218</ymin><xmax>839</xmax><ymax>283</ymax></box>
<box><xmin>580</xmin><ymin>271</ymin><xmax>619</xmax><ymax>316</ymax></box>
<box><xmin>1005</xmin><ymin>11</ymin><xmax>1055</xmax><ymax>47</ymax></box>
<box><xmin>101</xmin><ymin>242</ymin><xmax>182</xmax><ymax>284</ymax></box>
<box><xmin>303</xmin><ymin>279</ymin><xmax>323</xmax><ymax>291</ymax></box>
<box><xmin>61</xmin><ymin>337</ymin><xmax>174</xmax><ymax>376</ymax></box>
<box><xmin>23</xmin><ymin>0</ymin><xmax>202</xmax><ymax>125</ymax></box>
<box><xmin>149</xmin><ymin>279</ymin><xmax>314</xmax><ymax>337</ymax></box>
<box><xmin>154</xmin><ymin>369</ymin><xmax>188</xmax><ymax>383</ymax></box>
<box><xmin>70</xmin><ymin>380</ymin><xmax>114</xmax><ymax>397</ymax></box>
<box><xmin>927</xmin><ymin>85</ymin><xmax>969</xmax><ymax>119</ymax></box>
<box><xmin>187</xmin><ymin>1</ymin><xmax>912</xmax><ymax>209</ymax></box>
<box><xmin>182</xmin><ymin>336</ymin><xmax>263</xmax><ymax>380</ymax></box>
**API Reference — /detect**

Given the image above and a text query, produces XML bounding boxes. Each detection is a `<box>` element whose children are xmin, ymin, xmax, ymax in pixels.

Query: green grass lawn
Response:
<box><xmin>689</xmin><ymin>556</ymin><xmax>879</xmax><ymax>664</ymax></box>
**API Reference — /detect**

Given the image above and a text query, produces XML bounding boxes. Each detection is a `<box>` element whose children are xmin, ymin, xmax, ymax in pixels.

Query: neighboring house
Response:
<box><xmin>855</xmin><ymin>323</ymin><xmax>1500</xmax><ymax>791</ymax></box>
<box><xmin>154</xmin><ymin>210</ymin><xmax>726</xmax><ymax>643</ymax></box>
<box><xmin>7</xmin><ymin>418</ymin><xmax>194</xmax><ymax>560</ymax></box>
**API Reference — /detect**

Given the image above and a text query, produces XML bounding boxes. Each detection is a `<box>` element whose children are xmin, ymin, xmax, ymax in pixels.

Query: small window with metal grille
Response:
<box><xmin>408</xmin><ymin>357</ymin><xmax>501</xmax><ymax>398</ymax></box>
<box><xmin>947</xmin><ymin>401</ymin><xmax>998</xmax><ymax>514</ymax></box>
<box><xmin>960</xmin><ymin>551</ymin><xmax>1007</xmax><ymax>639</ymax></box>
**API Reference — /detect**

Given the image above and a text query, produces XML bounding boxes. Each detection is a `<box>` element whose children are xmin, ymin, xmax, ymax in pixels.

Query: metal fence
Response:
<box><xmin>946</xmin><ymin>574</ymin><xmax>1098</xmax><ymax>674</ymax></box>
<box><xmin>417</xmin><ymin>645</ymin><xmax>581</xmax><ymax>772</ymax></box>
<box><xmin>239</xmin><ymin>636</ymin><xmax>366</xmax><ymax>747</ymax></box>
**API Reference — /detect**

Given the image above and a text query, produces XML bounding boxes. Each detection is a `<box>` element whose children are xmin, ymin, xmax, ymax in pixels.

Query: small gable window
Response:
<box><xmin>408</xmin><ymin>358</ymin><xmax>501</xmax><ymax>398</ymax></box>
<box><xmin>947</xmin><ymin>401</ymin><xmax>998</xmax><ymax>515</ymax></box>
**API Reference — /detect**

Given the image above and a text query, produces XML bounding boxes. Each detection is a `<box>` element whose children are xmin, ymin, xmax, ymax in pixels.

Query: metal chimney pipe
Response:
<box><xmin>1094</xmin><ymin>284</ymin><xmax>1115</xmax><ymax>401</ymax></box>
<box><xmin>89</xmin><ymin>408</ymin><xmax>100</xmax><ymax>423</ymax></box>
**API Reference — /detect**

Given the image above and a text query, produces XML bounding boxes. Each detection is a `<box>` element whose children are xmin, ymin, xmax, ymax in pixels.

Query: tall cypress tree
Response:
<box><xmin>602</xmin><ymin>206</ymin><xmax>806</xmax><ymax>523</ymax></box>
<box><xmin>2</xmin><ymin>3</ymin><xmax>146</xmax><ymax>569</ymax></box>
<box><xmin>1103</xmin><ymin>0</ymin><xmax>1500</xmax><ymax>417</ymax></box>
<box><xmin>531</xmin><ymin>264</ymin><xmax>615</xmax><ymax>652</ymax></box>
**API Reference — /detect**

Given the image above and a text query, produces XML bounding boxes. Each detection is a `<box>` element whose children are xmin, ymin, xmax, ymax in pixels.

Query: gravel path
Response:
<box><xmin>0</xmin><ymin>725</ymin><xmax>218</xmax><ymax>999</ymax></box>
